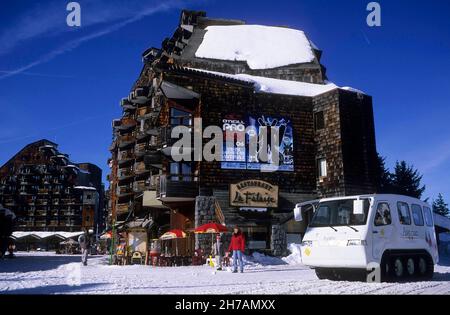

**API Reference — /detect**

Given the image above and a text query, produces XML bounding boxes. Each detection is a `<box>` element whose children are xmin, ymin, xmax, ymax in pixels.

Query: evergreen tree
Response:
<box><xmin>433</xmin><ymin>193</ymin><xmax>450</xmax><ymax>217</ymax></box>
<box><xmin>375</xmin><ymin>153</ymin><xmax>392</xmax><ymax>193</ymax></box>
<box><xmin>391</xmin><ymin>161</ymin><xmax>425</xmax><ymax>199</ymax></box>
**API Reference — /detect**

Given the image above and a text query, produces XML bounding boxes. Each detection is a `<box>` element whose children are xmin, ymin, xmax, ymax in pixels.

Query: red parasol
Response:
<box><xmin>159</xmin><ymin>229</ymin><xmax>186</xmax><ymax>240</ymax></box>
<box><xmin>194</xmin><ymin>223</ymin><xmax>228</xmax><ymax>234</ymax></box>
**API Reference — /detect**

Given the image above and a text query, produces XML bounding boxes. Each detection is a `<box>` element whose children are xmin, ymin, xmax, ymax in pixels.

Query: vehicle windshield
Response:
<box><xmin>309</xmin><ymin>198</ymin><xmax>370</xmax><ymax>227</ymax></box>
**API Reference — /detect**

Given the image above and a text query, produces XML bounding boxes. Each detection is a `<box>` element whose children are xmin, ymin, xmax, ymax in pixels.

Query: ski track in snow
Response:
<box><xmin>1</xmin><ymin>252</ymin><xmax>450</xmax><ymax>295</ymax></box>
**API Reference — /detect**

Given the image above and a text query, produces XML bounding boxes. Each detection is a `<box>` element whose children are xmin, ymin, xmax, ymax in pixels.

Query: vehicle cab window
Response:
<box><xmin>423</xmin><ymin>206</ymin><xmax>434</xmax><ymax>227</ymax></box>
<box><xmin>397</xmin><ymin>202</ymin><xmax>411</xmax><ymax>225</ymax></box>
<box><xmin>411</xmin><ymin>204</ymin><xmax>424</xmax><ymax>226</ymax></box>
<box><xmin>374</xmin><ymin>202</ymin><xmax>392</xmax><ymax>226</ymax></box>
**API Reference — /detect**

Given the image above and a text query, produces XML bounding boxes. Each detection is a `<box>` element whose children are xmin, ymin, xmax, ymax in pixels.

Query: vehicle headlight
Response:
<box><xmin>347</xmin><ymin>239</ymin><xmax>367</xmax><ymax>246</ymax></box>
<box><xmin>301</xmin><ymin>240</ymin><xmax>313</xmax><ymax>247</ymax></box>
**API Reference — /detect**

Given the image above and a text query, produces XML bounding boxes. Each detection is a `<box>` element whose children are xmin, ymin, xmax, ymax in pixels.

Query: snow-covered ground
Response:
<box><xmin>1</xmin><ymin>250</ymin><xmax>450</xmax><ymax>295</ymax></box>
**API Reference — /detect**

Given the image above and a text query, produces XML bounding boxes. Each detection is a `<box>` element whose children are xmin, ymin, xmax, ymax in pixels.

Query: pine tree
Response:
<box><xmin>433</xmin><ymin>193</ymin><xmax>450</xmax><ymax>217</ymax></box>
<box><xmin>375</xmin><ymin>153</ymin><xmax>392</xmax><ymax>193</ymax></box>
<box><xmin>391</xmin><ymin>161</ymin><xmax>426</xmax><ymax>199</ymax></box>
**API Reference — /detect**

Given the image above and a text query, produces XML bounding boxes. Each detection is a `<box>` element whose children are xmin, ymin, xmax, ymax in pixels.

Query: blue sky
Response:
<box><xmin>0</xmin><ymin>0</ymin><xmax>449</xmax><ymax>202</ymax></box>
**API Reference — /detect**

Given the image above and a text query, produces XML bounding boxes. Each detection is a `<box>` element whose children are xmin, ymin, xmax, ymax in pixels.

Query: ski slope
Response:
<box><xmin>1</xmin><ymin>251</ymin><xmax>450</xmax><ymax>294</ymax></box>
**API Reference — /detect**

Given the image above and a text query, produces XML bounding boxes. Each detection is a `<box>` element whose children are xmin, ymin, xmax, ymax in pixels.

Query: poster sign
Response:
<box><xmin>230</xmin><ymin>180</ymin><xmax>279</xmax><ymax>208</ymax></box>
<box><xmin>221</xmin><ymin>114</ymin><xmax>294</xmax><ymax>172</ymax></box>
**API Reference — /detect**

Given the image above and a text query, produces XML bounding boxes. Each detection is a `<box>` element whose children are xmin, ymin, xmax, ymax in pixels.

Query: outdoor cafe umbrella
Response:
<box><xmin>159</xmin><ymin>229</ymin><xmax>186</xmax><ymax>256</ymax></box>
<box><xmin>194</xmin><ymin>223</ymin><xmax>229</xmax><ymax>254</ymax></box>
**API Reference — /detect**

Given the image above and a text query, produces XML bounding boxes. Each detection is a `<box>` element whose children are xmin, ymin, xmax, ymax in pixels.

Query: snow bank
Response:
<box><xmin>195</xmin><ymin>25</ymin><xmax>315</xmax><ymax>70</ymax></box>
<box><xmin>242</xmin><ymin>252</ymin><xmax>287</xmax><ymax>267</ymax></box>
<box><xmin>282</xmin><ymin>243</ymin><xmax>303</xmax><ymax>265</ymax></box>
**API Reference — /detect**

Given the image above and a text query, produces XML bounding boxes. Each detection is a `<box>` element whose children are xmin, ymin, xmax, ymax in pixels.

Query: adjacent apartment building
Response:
<box><xmin>0</xmin><ymin>139</ymin><xmax>105</xmax><ymax>232</ymax></box>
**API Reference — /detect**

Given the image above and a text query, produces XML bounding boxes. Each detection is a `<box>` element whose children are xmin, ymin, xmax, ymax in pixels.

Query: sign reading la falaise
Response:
<box><xmin>230</xmin><ymin>180</ymin><xmax>279</xmax><ymax>208</ymax></box>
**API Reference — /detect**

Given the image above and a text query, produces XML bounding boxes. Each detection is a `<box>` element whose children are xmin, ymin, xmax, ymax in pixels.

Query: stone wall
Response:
<box><xmin>271</xmin><ymin>223</ymin><xmax>287</xmax><ymax>256</ymax></box>
<box><xmin>194</xmin><ymin>196</ymin><xmax>216</xmax><ymax>253</ymax></box>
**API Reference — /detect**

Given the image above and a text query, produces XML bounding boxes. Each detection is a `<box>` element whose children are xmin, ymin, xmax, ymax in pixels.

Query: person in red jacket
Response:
<box><xmin>228</xmin><ymin>226</ymin><xmax>245</xmax><ymax>273</ymax></box>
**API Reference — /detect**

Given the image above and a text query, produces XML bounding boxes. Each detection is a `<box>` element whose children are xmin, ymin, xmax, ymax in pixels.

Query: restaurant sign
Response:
<box><xmin>230</xmin><ymin>180</ymin><xmax>279</xmax><ymax>208</ymax></box>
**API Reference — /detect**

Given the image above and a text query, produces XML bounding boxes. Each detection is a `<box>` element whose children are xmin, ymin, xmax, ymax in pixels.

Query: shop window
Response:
<box><xmin>318</xmin><ymin>158</ymin><xmax>327</xmax><ymax>178</ymax></box>
<box><xmin>411</xmin><ymin>204</ymin><xmax>424</xmax><ymax>226</ymax></box>
<box><xmin>374</xmin><ymin>202</ymin><xmax>392</xmax><ymax>226</ymax></box>
<box><xmin>170</xmin><ymin>108</ymin><xmax>192</xmax><ymax>127</ymax></box>
<box><xmin>314</xmin><ymin>111</ymin><xmax>325</xmax><ymax>131</ymax></box>
<box><xmin>397</xmin><ymin>202</ymin><xmax>411</xmax><ymax>225</ymax></box>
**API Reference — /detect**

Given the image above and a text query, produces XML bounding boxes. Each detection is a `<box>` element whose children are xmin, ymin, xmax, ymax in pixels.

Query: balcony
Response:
<box><xmin>134</xmin><ymin>161</ymin><xmax>148</xmax><ymax>175</ymax></box>
<box><xmin>118</xmin><ymin>134</ymin><xmax>135</xmax><ymax>149</ymax></box>
<box><xmin>61</xmin><ymin>210</ymin><xmax>77</xmax><ymax>216</ymax></box>
<box><xmin>4</xmin><ymin>200</ymin><xmax>15</xmax><ymax>207</ymax></box>
<box><xmin>35</xmin><ymin>221</ymin><xmax>47</xmax><ymax>227</ymax></box>
<box><xmin>133</xmin><ymin>180</ymin><xmax>147</xmax><ymax>193</ymax></box>
<box><xmin>134</xmin><ymin>142</ymin><xmax>147</xmax><ymax>156</ymax></box>
<box><xmin>36</xmin><ymin>199</ymin><xmax>49</xmax><ymax>206</ymax></box>
<box><xmin>38</xmin><ymin>188</ymin><xmax>50</xmax><ymax>195</ymax></box>
<box><xmin>118</xmin><ymin>150</ymin><xmax>134</xmax><ymax>162</ymax></box>
<box><xmin>129</xmin><ymin>87</ymin><xmax>150</xmax><ymax>104</ymax></box>
<box><xmin>35</xmin><ymin>210</ymin><xmax>48</xmax><ymax>216</ymax></box>
<box><xmin>114</xmin><ymin>117</ymin><xmax>137</xmax><ymax>131</ymax></box>
<box><xmin>157</xmin><ymin>175</ymin><xmax>199</xmax><ymax>202</ymax></box>
<box><xmin>144</xmin><ymin>151</ymin><xmax>163</xmax><ymax>169</ymax></box>
<box><xmin>136</xmin><ymin>106</ymin><xmax>154</xmax><ymax>121</ymax></box>
<box><xmin>121</xmin><ymin>98</ymin><xmax>136</xmax><ymax>110</ymax></box>
<box><xmin>117</xmin><ymin>202</ymin><xmax>132</xmax><ymax>214</ymax></box>
<box><xmin>118</xmin><ymin>168</ymin><xmax>134</xmax><ymax>181</ymax></box>
<box><xmin>117</xmin><ymin>184</ymin><xmax>133</xmax><ymax>197</ymax></box>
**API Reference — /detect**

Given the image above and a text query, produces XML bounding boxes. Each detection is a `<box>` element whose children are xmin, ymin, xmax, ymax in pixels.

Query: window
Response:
<box><xmin>309</xmin><ymin>198</ymin><xmax>370</xmax><ymax>227</ymax></box>
<box><xmin>374</xmin><ymin>202</ymin><xmax>392</xmax><ymax>226</ymax></box>
<box><xmin>169</xmin><ymin>162</ymin><xmax>192</xmax><ymax>181</ymax></box>
<box><xmin>423</xmin><ymin>206</ymin><xmax>433</xmax><ymax>227</ymax></box>
<box><xmin>170</xmin><ymin>108</ymin><xmax>192</xmax><ymax>127</ymax></box>
<box><xmin>318</xmin><ymin>159</ymin><xmax>327</xmax><ymax>177</ymax></box>
<box><xmin>397</xmin><ymin>202</ymin><xmax>411</xmax><ymax>225</ymax></box>
<box><xmin>411</xmin><ymin>204</ymin><xmax>424</xmax><ymax>226</ymax></box>
<box><xmin>314</xmin><ymin>111</ymin><xmax>325</xmax><ymax>131</ymax></box>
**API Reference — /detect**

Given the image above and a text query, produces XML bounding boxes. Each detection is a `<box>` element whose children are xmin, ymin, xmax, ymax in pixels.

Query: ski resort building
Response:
<box><xmin>0</xmin><ymin>139</ymin><xmax>105</xmax><ymax>233</ymax></box>
<box><xmin>107</xmin><ymin>10</ymin><xmax>378</xmax><ymax>256</ymax></box>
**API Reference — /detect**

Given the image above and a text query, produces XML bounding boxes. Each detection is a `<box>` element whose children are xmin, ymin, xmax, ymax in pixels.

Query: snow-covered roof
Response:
<box><xmin>74</xmin><ymin>186</ymin><xmax>97</xmax><ymax>191</ymax></box>
<box><xmin>11</xmin><ymin>231</ymin><xmax>84</xmax><ymax>240</ymax></box>
<box><xmin>195</xmin><ymin>25</ymin><xmax>316</xmax><ymax>70</ymax></box>
<box><xmin>185</xmin><ymin>67</ymin><xmax>341</xmax><ymax>97</ymax></box>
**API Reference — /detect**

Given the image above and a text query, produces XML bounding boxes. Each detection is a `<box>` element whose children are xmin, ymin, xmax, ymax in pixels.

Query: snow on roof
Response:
<box><xmin>195</xmin><ymin>25</ymin><xmax>316</xmax><ymax>70</ymax></box>
<box><xmin>186</xmin><ymin>67</ymin><xmax>339</xmax><ymax>97</ymax></box>
<box><xmin>11</xmin><ymin>231</ymin><xmax>84</xmax><ymax>240</ymax></box>
<box><xmin>341</xmin><ymin>86</ymin><xmax>366</xmax><ymax>94</ymax></box>
<box><xmin>74</xmin><ymin>186</ymin><xmax>97</xmax><ymax>191</ymax></box>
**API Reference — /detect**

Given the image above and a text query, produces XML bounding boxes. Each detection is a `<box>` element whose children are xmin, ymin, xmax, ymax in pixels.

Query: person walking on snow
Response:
<box><xmin>78</xmin><ymin>229</ymin><xmax>90</xmax><ymax>266</ymax></box>
<box><xmin>228</xmin><ymin>226</ymin><xmax>245</xmax><ymax>273</ymax></box>
<box><xmin>213</xmin><ymin>233</ymin><xmax>224</xmax><ymax>271</ymax></box>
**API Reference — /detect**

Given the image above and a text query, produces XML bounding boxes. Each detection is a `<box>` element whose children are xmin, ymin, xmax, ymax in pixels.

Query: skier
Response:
<box><xmin>213</xmin><ymin>233</ymin><xmax>223</xmax><ymax>271</ymax></box>
<box><xmin>228</xmin><ymin>226</ymin><xmax>245</xmax><ymax>273</ymax></box>
<box><xmin>78</xmin><ymin>229</ymin><xmax>90</xmax><ymax>266</ymax></box>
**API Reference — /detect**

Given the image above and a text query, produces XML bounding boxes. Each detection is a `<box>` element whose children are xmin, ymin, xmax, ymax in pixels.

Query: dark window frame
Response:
<box><xmin>397</xmin><ymin>202</ymin><xmax>412</xmax><ymax>225</ymax></box>
<box><xmin>411</xmin><ymin>204</ymin><xmax>425</xmax><ymax>226</ymax></box>
<box><xmin>314</xmin><ymin>111</ymin><xmax>325</xmax><ymax>131</ymax></box>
